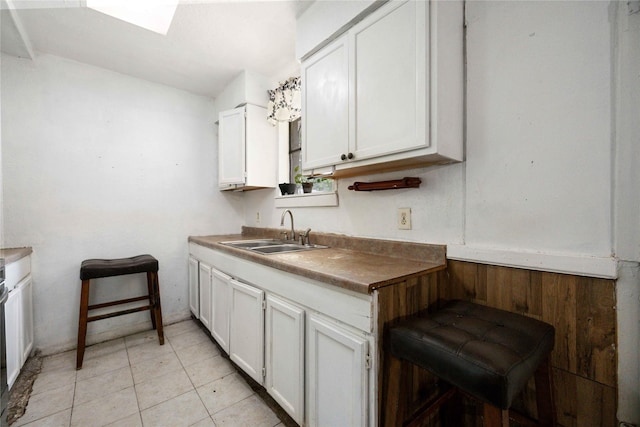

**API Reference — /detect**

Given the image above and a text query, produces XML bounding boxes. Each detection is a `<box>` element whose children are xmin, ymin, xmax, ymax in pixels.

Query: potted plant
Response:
<box><xmin>294</xmin><ymin>166</ymin><xmax>314</xmax><ymax>193</ymax></box>
<box><xmin>278</xmin><ymin>182</ymin><xmax>297</xmax><ymax>195</ymax></box>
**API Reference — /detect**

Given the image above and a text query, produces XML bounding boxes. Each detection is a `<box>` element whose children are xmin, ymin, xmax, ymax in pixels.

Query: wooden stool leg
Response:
<box><xmin>149</xmin><ymin>271</ymin><xmax>164</xmax><ymax>345</ymax></box>
<box><xmin>483</xmin><ymin>403</ymin><xmax>509</xmax><ymax>427</ymax></box>
<box><xmin>76</xmin><ymin>279</ymin><xmax>90</xmax><ymax>370</ymax></box>
<box><xmin>535</xmin><ymin>357</ymin><xmax>556</xmax><ymax>427</ymax></box>
<box><xmin>146</xmin><ymin>272</ymin><xmax>157</xmax><ymax>330</ymax></box>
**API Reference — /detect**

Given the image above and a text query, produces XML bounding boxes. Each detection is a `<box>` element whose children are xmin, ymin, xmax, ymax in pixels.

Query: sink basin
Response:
<box><xmin>252</xmin><ymin>244</ymin><xmax>324</xmax><ymax>254</ymax></box>
<box><xmin>221</xmin><ymin>239</ymin><xmax>285</xmax><ymax>249</ymax></box>
<box><xmin>221</xmin><ymin>239</ymin><xmax>327</xmax><ymax>255</ymax></box>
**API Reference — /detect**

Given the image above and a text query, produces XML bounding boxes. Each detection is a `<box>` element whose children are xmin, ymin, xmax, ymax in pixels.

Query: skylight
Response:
<box><xmin>86</xmin><ymin>0</ymin><xmax>179</xmax><ymax>35</ymax></box>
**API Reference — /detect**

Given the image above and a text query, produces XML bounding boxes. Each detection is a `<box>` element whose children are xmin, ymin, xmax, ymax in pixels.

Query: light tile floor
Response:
<box><xmin>13</xmin><ymin>320</ymin><xmax>283</xmax><ymax>427</ymax></box>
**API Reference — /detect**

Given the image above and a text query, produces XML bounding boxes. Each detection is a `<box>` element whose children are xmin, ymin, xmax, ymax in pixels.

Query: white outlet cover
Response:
<box><xmin>398</xmin><ymin>208</ymin><xmax>411</xmax><ymax>230</ymax></box>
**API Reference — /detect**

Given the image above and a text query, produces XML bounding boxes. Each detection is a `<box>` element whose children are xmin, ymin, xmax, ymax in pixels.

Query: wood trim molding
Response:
<box><xmin>447</xmin><ymin>244</ymin><xmax>618</xmax><ymax>279</ymax></box>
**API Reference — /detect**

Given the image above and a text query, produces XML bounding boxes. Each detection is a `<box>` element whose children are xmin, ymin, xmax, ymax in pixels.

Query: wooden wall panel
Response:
<box><xmin>541</xmin><ymin>272</ymin><xmax>578</xmax><ymax>374</ymax></box>
<box><xmin>445</xmin><ymin>260</ymin><xmax>617</xmax><ymax>426</ymax></box>
<box><xmin>575</xmin><ymin>277</ymin><xmax>617</xmax><ymax>386</ymax></box>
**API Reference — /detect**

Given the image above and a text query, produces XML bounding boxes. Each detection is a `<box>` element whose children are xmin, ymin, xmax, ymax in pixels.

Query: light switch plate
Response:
<box><xmin>398</xmin><ymin>208</ymin><xmax>411</xmax><ymax>230</ymax></box>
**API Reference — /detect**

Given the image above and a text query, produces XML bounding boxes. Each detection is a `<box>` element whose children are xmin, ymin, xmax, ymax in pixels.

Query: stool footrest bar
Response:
<box><xmin>88</xmin><ymin>295</ymin><xmax>151</xmax><ymax>311</ymax></box>
<box><xmin>87</xmin><ymin>305</ymin><xmax>152</xmax><ymax>322</ymax></box>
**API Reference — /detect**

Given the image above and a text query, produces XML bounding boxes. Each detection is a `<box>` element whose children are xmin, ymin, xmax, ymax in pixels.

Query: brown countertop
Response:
<box><xmin>189</xmin><ymin>228</ymin><xmax>446</xmax><ymax>294</ymax></box>
<box><xmin>1</xmin><ymin>247</ymin><xmax>33</xmax><ymax>264</ymax></box>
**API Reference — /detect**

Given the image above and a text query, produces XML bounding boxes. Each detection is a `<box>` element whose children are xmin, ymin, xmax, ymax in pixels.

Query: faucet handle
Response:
<box><xmin>300</xmin><ymin>228</ymin><xmax>312</xmax><ymax>246</ymax></box>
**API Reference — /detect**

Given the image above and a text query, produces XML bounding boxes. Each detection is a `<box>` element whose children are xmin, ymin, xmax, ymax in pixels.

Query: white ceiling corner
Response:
<box><xmin>1</xmin><ymin>0</ymin><xmax>314</xmax><ymax>98</ymax></box>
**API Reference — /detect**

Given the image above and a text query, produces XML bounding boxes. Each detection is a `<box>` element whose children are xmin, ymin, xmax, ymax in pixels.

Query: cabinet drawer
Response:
<box><xmin>6</xmin><ymin>255</ymin><xmax>31</xmax><ymax>291</ymax></box>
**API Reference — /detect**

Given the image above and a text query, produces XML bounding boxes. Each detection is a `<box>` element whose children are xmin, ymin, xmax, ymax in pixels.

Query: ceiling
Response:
<box><xmin>1</xmin><ymin>0</ymin><xmax>313</xmax><ymax>99</ymax></box>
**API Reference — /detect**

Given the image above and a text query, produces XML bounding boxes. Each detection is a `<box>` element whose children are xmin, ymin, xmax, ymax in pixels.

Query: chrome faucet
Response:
<box><xmin>280</xmin><ymin>209</ymin><xmax>295</xmax><ymax>241</ymax></box>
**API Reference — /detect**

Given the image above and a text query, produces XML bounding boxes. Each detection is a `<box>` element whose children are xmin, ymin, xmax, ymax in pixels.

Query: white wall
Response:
<box><xmin>253</xmin><ymin>0</ymin><xmax>619</xmax><ymax>272</ymax></box>
<box><xmin>255</xmin><ymin>2</ymin><xmax>639</xmax><ymax>422</ymax></box>
<box><xmin>1</xmin><ymin>53</ymin><xmax>244</xmax><ymax>354</ymax></box>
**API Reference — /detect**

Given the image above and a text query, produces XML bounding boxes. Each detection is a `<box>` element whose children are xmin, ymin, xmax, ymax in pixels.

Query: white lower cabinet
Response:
<box><xmin>5</xmin><ymin>286</ymin><xmax>21</xmax><ymax>389</ymax></box>
<box><xmin>198</xmin><ymin>262</ymin><xmax>213</xmax><ymax>331</ymax></box>
<box><xmin>188</xmin><ymin>243</ymin><xmax>374</xmax><ymax>426</ymax></box>
<box><xmin>188</xmin><ymin>257</ymin><xmax>199</xmax><ymax>318</ymax></box>
<box><xmin>229</xmin><ymin>279</ymin><xmax>265</xmax><ymax>385</ymax></box>
<box><xmin>210</xmin><ymin>268</ymin><xmax>231</xmax><ymax>354</ymax></box>
<box><xmin>265</xmin><ymin>295</ymin><xmax>305</xmax><ymax>425</ymax></box>
<box><xmin>307</xmin><ymin>313</ymin><xmax>369</xmax><ymax>427</ymax></box>
<box><xmin>20</xmin><ymin>276</ymin><xmax>34</xmax><ymax>363</ymax></box>
<box><xmin>6</xmin><ymin>275</ymin><xmax>34</xmax><ymax>389</ymax></box>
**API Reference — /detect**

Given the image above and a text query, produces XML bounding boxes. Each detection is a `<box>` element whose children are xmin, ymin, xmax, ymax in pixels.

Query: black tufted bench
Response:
<box><xmin>384</xmin><ymin>300</ymin><xmax>556</xmax><ymax>426</ymax></box>
<box><xmin>76</xmin><ymin>255</ymin><xmax>164</xmax><ymax>369</ymax></box>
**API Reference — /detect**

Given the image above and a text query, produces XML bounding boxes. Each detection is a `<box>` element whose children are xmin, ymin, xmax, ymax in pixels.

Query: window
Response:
<box><xmin>276</xmin><ymin>118</ymin><xmax>337</xmax><ymax>207</ymax></box>
<box><xmin>289</xmin><ymin>118</ymin><xmax>333</xmax><ymax>193</ymax></box>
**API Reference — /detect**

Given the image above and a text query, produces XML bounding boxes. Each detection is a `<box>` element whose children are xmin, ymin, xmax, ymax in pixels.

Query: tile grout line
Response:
<box><xmin>127</xmin><ymin>342</ymin><xmax>144</xmax><ymax>427</ymax></box>
<box><xmin>168</xmin><ymin>326</ymin><xmax>218</xmax><ymax>426</ymax></box>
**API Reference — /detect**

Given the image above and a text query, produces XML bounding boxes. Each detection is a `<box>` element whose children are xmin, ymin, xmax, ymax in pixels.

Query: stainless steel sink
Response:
<box><xmin>221</xmin><ymin>239</ymin><xmax>285</xmax><ymax>248</ymax></box>
<box><xmin>251</xmin><ymin>244</ymin><xmax>326</xmax><ymax>254</ymax></box>
<box><xmin>221</xmin><ymin>239</ymin><xmax>327</xmax><ymax>255</ymax></box>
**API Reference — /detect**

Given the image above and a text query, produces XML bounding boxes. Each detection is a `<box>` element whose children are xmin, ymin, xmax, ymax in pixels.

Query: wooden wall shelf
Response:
<box><xmin>347</xmin><ymin>177</ymin><xmax>422</xmax><ymax>192</ymax></box>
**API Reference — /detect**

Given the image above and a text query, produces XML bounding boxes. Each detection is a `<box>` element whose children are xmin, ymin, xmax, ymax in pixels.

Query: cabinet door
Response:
<box><xmin>218</xmin><ymin>106</ymin><xmax>246</xmax><ymax>187</ymax></box>
<box><xmin>302</xmin><ymin>35</ymin><xmax>350</xmax><ymax>170</ymax></box>
<box><xmin>307</xmin><ymin>313</ymin><xmax>368</xmax><ymax>427</ymax></box>
<box><xmin>349</xmin><ymin>0</ymin><xmax>428</xmax><ymax>161</ymax></box>
<box><xmin>265</xmin><ymin>295</ymin><xmax>304</xmax><ymax>425</ymax></box>
<box><xmin>198</xmin><ymin>262</ymin><xmax>213</xmax><ymax>331</ymax></box>
<box><xmin>244</xmin><ymin>104</ymin><xmax>278</xmax><ymax>188</ymax></box>
<box><xmin>188</xmin><ymin>257</ymin><xmax>199</xmax><ymax>318</ymax></box>
<box><xmin>5</xmin><ymin>288</ymin><xmax>21</xmax><ymax>389</ymax></box>
<box><xmin>19</xmin><ymin>277</ymin><xmax>33</xmax><ymax>362</ymax></box>
<box><xmin>229</xmin><ymin>279</ymin><xmax>264</xmax><ymax>384</ymax></box>
<box><xmin>210</xmin><ymin>267</ymin><xmax>231</xmax><ymax>354</ymax></box>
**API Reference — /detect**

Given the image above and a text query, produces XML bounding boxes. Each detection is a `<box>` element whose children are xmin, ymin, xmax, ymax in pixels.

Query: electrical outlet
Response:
<box><xmin>398</xmin><ymin>208</ymin><xmax>411</xmax><ymax>230</ymax></box>
<box><xmin>255</xmin><ymin>211</ymin><xmax>261</xmax><ymax>224</ymax></box>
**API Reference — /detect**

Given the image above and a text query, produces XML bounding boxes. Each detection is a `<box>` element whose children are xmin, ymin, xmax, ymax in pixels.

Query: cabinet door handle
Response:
<box><xmin>347</xmin><ymin>152</ymin><xmax>354</xmax><ymax>160</ymax></box>
<box><xmin>340</xmin><ymin>153</ymin><xmax>354</xmax><ymax>161</ymax></box>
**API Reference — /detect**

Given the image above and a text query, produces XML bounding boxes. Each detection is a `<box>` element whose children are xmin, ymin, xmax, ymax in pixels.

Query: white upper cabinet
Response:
<box><xmin>301</xmin><ymin>0</ymin><xmax>463</xmax><ymax>178</ymax></box>
<box><xmin>218</xmin><ymin>103</ymin><xmax>277</xmax><ymax>191</ymax></box>
<box><xmin>350</xmin><ymin>1</ymin><xmax>427</xmax><ymax>160</ymax></box>
<box><xmin>218</xmin><ymin>106</ymin><xmax>246</xmax><ymax>187</ymax></box>
<box><xmin>301</xmin><ymin>35</ymin><xmax>350</xmax><ymax>170</ymax></box>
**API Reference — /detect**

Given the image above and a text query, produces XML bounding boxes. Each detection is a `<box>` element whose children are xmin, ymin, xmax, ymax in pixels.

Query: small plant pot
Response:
<box><xmin>279</xmin><ymin>183</ymin><xmax>297</xmax><ymax>195</ymax></box>
<box><xmin>301</xmin><ymin>183</ymin><xmax>313</xmax><ymax>193</ymax></box>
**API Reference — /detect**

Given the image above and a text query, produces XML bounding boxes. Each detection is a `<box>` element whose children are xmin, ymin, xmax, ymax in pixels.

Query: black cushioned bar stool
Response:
<box><xmin>384</xmin><ymin>300</ymin><xmax>556</xmax><ymax>427</ymax></box>
<box><xmin>76</xmin><ymin>254</ymin><xmax>164</xmax><ymax>369</ymax></box>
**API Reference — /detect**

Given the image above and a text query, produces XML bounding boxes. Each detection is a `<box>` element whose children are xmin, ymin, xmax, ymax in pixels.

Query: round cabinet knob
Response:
<box><xmin>347</xmin><ymin>152</ymin><xmax>354</xmax><ymax>160</ymax></box>
<box><xmin>340</xmin><ymin>153</ymin><xmax>354</xmax><ymax>161</ymax></box>
<box><xmin>341</xmin><ymin>154</ymin><xmax>347</xmax><ymax>161</ymax></box>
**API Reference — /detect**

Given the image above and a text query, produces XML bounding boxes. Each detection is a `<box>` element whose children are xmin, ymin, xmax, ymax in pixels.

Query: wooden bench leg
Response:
<box><xmin>148</xmin><ymin>271</ymin><xmax>164</xmax><ymax>345</ymax></box>
<box><xmin>535</xmin><ymin>357</ymin><xmax>556</xmax><ymax>427</ymax></box>
<box><xmin>76</xmin><ymin>279</ymin><xmax>90</xmax><ymax>369</ymax></box>
<box><xmin>483</xmin><ymin>403</ymin><xmax>509</xmax><ymax>427</ymax></box>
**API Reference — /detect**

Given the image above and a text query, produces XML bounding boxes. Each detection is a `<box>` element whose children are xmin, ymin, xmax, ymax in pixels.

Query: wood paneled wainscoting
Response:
<box><xmin>379</xmin><ymin>260</ymin><xmax>617</xmax><ymax>427</ymax></box>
